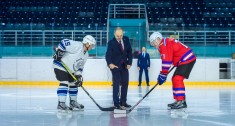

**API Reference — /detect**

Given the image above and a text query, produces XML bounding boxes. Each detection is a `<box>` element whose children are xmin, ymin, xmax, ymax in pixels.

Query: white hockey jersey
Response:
<box><xmin>53</xmin><ymin>39</ymin><xmax>88</xmax><ymax>75</ymax></box>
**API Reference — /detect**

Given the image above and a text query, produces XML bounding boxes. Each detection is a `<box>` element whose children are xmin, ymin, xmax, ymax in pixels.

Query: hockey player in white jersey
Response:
<box><xmin>53</xmin><ymin>35</ymin><xmax>96</xmax><ymax>112</ymax></box>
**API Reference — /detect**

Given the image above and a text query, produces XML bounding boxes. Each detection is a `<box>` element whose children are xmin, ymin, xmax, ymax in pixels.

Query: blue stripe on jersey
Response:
<box><xmin>180</xmin><ymin>50</ymin><xmax>195</xmax><ymax>62</ymax></box>
<box><xmin>59</xmin><ymin>41</ymin><xmax>66</xmax><ymax>51</ymax></box>
<box><xmin>180</xmin><ymin>50</ymin><xmax>191</xmax><ymax>61</ymax></box>
<box><xmin>162</xmin><ymin>61</ymin><xmax>172</xmax><ymax>64</ymax></box>
<box><xmin>163</xmin><ymin>38</ymin><xmax>166</xmax><ymax>46</ymax></box>
<box><xmin>186</xmin><ymin>55</ymin><xmax>195</xmax><ymax>61</ymax></box>
<box><xmin>162</xmin><ymin>66</ymin><xmax>170</xmax><ymax>70</ymax></box>
<box><xmin>78</xmin><ymin>68</ymin><xmax>83</xmax><ymax>72</ymax></box>
<box><xmin>173</xmin><ymin>88</ymin><xmax>185</xmax><ymax>91</ymax></box>
<box><xmin>53</xmin><ymin>60</ymin><xmax>65</xmax><ymax>69</ymax></box>
<box><xmin>162</xmin><ymin>61</ymin><xmax>172</xmax><ymax>71</ymax></box>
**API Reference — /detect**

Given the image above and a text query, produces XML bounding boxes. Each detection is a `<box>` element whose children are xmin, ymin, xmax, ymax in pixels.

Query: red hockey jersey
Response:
<box><xmin>158</xmin><ymin>38</ymin><xmax>196</xmax><ymax>74</ymax></box>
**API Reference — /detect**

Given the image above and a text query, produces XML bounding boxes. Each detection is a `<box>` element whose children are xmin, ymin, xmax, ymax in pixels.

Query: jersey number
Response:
<box><xmin>64</xmin><ymin>41</ymin><xmax>70</xmax><ymax>46</ymax></box>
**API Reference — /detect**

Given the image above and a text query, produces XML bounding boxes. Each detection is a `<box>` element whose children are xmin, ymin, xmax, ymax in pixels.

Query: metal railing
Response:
<box><xmin>148</xmin><ymin>31</ymin><xmax>235</xmax><ymax>46</ymax></box>
<box><xmin>0</xmin><ymin>30</ymin><xmax>107</xmax><ymax>47</ymax></box>
<box><xmin>0</xmin><ymin>30</ymin><xmax>234</xmax><ymax>58</ymax></box>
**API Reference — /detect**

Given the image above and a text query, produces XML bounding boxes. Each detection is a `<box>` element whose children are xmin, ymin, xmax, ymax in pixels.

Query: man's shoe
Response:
<box><xmin>114</xmin><ymin>105</ymin><xmax>125</xmax><ymax>110</ymax></box>
<box><xmin>121</xmin><ymin>103</ymin><xmax>132</xmax><ymax>108</ymax></box>
<box><xmin>138</xmin><ymin>83</ymin><xmax>141</xmax><ymax>86</ymax></box>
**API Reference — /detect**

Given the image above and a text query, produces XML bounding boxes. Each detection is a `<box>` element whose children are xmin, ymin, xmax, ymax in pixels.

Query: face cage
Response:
<box><xmin>150</xmin><ymin>39</ymin><xmax>157</xmax><ymax>46</ymax></box>
<box><xmin>84</xmin><ymin>42</ymin><xmax>95</xmax><ymax>49</ymax></box>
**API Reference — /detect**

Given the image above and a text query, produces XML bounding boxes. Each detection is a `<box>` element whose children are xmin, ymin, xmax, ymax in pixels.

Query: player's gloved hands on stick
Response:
<box><xmin>53</xmin><ymin>48</ymin><xmax>65</xmax><ymax>61</ymax></box>
<box><xmin>74</xmin><ymin>75</ymin><xmax>83</xmax><ymax>87</ymax></box>
<box><xmin>157</xmin><ymin>73</ymin><xmax>167</xmax><ymax>85</ymax></box>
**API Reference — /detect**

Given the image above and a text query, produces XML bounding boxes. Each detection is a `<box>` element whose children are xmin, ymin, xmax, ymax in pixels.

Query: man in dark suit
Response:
<box><xmin>137</xmin><ymin>47</ymin><xmax>150</xmax><ymax>86</ymax></box>
<box><xmin>105</xmin><ymin>27</ymin><xmax>133</xmax><ymax>109</ymax></box>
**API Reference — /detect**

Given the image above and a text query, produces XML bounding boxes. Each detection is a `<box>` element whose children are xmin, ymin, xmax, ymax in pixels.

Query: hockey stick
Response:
<box><xmin>114</xmin><ymin>66</ymin><xmax>176</xmax><ymax>114</ymax></box>
<box><xmin>61</xmin><ymin>61</ymin><xmax>114</xmax><ymax>111</ymax></box>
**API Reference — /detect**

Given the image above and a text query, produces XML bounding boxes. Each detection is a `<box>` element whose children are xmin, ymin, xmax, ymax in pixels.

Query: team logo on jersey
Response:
<box><xmin>73</xmin><ymin>58</ymin><xmax>84</xmax><ymax>71</ymax></box>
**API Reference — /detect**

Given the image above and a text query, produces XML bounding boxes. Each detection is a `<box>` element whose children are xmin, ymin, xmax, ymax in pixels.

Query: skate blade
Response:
<box><xmin>170</xmin><ymin>108</ymin><xmax>188</xmax><ymax>119</ymax></box>
<box><xmin>170</xmin><ymin>108</ymin><xmax>187</xmax><ymax>112</ymax></box>
<box><xmin>71</xmin><ymin>108</ymin><xmax>84</xmax><ymax>111</ymax></box>
<box><xmin>58</xmin><ymin>109</ymin><xmax>72</xmax><ymax>113</ymax></box>
<box><xmin>56</xmin><ymin>112</ymin><xmax>73</xmax><ymax>119</ymax></box>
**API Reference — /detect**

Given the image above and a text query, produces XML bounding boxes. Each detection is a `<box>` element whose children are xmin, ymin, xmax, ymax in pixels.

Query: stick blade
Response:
<box><xmin>100</xmin><ymin>106</ymin><xmax>114</xmax><ymax>111</ymax></box>
<box><xmin>114</xmin><ymin>109</ymin><xmax>127</xmax><ymax>114</ymax></box>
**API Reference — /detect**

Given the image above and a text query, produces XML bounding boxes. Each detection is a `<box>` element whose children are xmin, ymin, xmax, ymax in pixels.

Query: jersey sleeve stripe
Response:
<box><xmin>53</xmin><ymin>60</ymin><xmax>66</xmax><ymax>70</ymax></box>
<box><xmin>162</xmin><ymin>61</ymin><xmax>173</xmax><ymax>64</ymax></box>
<box><xmin>161</xmin><ymin>60</ymin><xmax>172</xmax><ymax>73</ymax></box>
<box><xmin>163</xmin><ymin>38</ymin><xmax>167</xmax><ymax>46</ymax></box>
<box><xmin>59</xmin><ymin>41</ymin><xmax>66</xmax><ymax>51</ymax></box>
<box><xmin>180</xmin><ymin>50</ymin><xmax>196</xmax><ymax>62</ymax></box>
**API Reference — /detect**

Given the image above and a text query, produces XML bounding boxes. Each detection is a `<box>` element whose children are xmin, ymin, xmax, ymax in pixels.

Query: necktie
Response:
<box><xmin>119</xmin><ymin>41</ymin><xmax>124</xmax><ymax>64</ymax></box>
<box><xmin>119</xmin><ymin>41</ymin><xmax>124</xmax><ymax>52</ymax></box>
<box><xmin>143</xmin><ymin>53</ymin><xmax>145</xmax><ymax>57</ymax></box>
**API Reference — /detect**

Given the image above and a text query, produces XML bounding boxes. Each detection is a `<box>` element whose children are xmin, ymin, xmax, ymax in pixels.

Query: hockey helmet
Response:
<box><xmin>82</xmin><ymin>35</ymin><xmax>96</xmax><ymax>46</ymax></box>
<box><xmin>149</xmin><ymin>32</ymin><xmax>162</xmax><ymax>46</ymax></box>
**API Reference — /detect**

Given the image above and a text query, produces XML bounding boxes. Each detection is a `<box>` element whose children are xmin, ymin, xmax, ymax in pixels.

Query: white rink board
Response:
<box><xmin>0</xmin><ymin>58</ymin><xmax>223</xmax><ymax>82</ymax></box>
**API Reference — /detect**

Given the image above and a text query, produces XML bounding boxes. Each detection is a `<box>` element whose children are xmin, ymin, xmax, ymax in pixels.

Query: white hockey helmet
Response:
<box><xmin>149</xmin><ymin>32</ymin><xmax>162</xmax><ymax>45</ymax></box>
<box><xmin>82</xmin><ymin>35</ymin><xmax>96</xmax><ymax>46</ymax></box>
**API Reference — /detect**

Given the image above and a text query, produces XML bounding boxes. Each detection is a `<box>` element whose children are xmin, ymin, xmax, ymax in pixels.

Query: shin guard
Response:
<box><xmin>172</xmin><ymin>75</ymin><xmax>185</xmax><ymax>101</ymax></box>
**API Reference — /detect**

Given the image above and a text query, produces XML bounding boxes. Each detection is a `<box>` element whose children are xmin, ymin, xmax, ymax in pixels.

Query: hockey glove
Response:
<box><xmin>157</xmin><ymin>73</ymin><xmax>167</xmax><ymax>85</ymax></box>
<box><xmin>53</xmin><ymin>48</ymin><xmax>65</xmax><ymax>61</ymax></box>
<box><xmin>74</xmin><ymin>75</ymin><xmax>83</xmax><ymax>87</ymax></box>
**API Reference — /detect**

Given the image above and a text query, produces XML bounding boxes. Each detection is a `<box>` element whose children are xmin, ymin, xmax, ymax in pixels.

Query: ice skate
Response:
<box><xmin>170</xmin><ymin>100</ymin><xmax>187</xmax><ymax>110</ymax></box>
<box><xmin>167</xmin><ymin>101</ymin><xmax>177</xmax><ymax>110</ymax></box>
<box><xmin>168</xmin><ymin>100</ymin><xmax>187</xmax><ymax>110</ymax></box>
<box><xmin>70</xmin><ymin>100</ymin><xmax>84</xmax><ymax>111</ymax></box>
<box><xmin>57</xmin><ymin>102</ymin><xmax>72</xmax><ymax>113</ymax></box>
<box><xmin>169</xmin><ymin>100</ymin><xmax>188</xmax><ymax>118</ymax></box>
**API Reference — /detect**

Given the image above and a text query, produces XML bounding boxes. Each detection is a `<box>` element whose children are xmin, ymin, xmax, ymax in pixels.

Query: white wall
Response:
<box><xmin>0</xmin><ymin>58</ymin><xmax>227</xmax><ymax>82</ymax></box>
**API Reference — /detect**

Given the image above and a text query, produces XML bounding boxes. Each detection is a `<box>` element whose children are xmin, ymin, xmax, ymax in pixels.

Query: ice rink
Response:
<box><xmin>0</xmin><ymin>84</ymin><xmax>235</xmax><ymax>126</ymax></box>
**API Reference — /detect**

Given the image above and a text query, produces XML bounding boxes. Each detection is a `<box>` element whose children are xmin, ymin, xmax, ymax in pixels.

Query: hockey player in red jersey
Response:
<box><xmin>149</xmin><ymin>32</ymin><xmax>196</xmax><ymax>110</ymax></box>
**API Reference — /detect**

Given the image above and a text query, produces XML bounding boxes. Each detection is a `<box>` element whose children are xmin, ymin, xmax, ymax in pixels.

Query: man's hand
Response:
<box><xmin>74</xmin><ymin>75</ymin><xmax>83</xmax><ymax>87</ymax></box>
<box><xmin>157</xmin><ymin>73</ymin><xmax>167</xmax><ymax>85</ymax></box>
<box><xmin>137</xmin><ymin>67</ymin><xmax>140</xmax><ymax>70</ymax></box>
<box><xmin>53</xmin><ymin>48</ymin><xmax>65</xmax><ymax>61</ymax></box>
<box><xmin>127</xmin><ymin>65</ymin><xmax>131</xmax><ymax>69</ymax></box>
<box><xmin>109</xmin><ymin>64</ymin><xmax>118</xmax><ymax>69</ymax></box>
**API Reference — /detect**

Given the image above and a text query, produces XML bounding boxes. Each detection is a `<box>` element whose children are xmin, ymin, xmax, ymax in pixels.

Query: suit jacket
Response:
<box><xmin>137</xmin><ymin>52</ymin><xmax>150</xmax><ymax>68</ymax></box>
<box><xmin>105</xmin><ymin>36</ymin><xmax>133</xmax><ymax>68</ymax></box>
